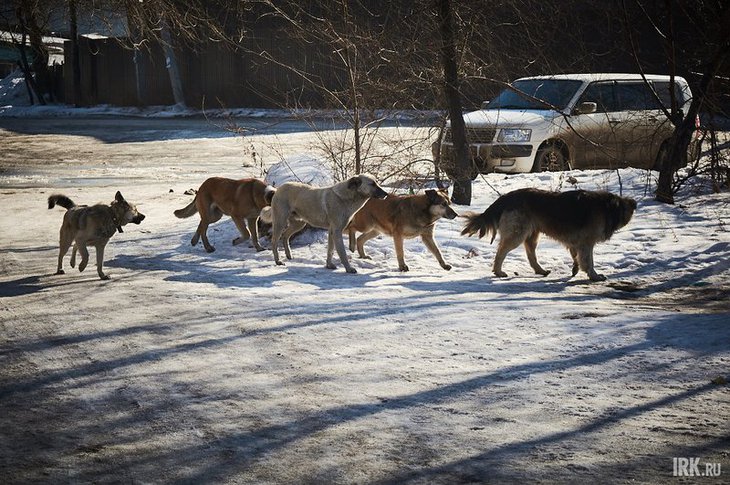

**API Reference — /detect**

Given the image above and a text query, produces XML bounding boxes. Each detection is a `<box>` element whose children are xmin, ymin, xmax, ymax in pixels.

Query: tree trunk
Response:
<box><xmin>12</xmin><ymin>29</ymin><xmax>42</xmax><ymax>105</ymax></box>
<box><xmin>161</xmin><ymin>19</ymin><xmax>186</xmax><ymax>108</ymax></box>
<box><xmin>655</xmin><ymin>7</ymin><xmax>730</xmax><ymax>204</ymax></box>
<box><xmin>68</xmin><ymin>0</ymin><xmax>83</xmax><ymax>107</ymax></box>
<box><xmin>436</xmin><ymin>0</ymin><xmax>471</xmax><ymax>205</ymax></box>
<box><xmin>126</xmin><ymin>6</ymin><xmax>148</xmax><ymax>106</ymax></box>
<box><xmin>20</xmin><ymin>1</ymin><xmax>51</xmax><ymax>103</ymax></box>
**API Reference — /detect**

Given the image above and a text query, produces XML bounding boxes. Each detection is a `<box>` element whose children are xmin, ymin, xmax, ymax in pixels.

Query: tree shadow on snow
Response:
<box><xmin>120</xmin><ymin>311</ymin><xmax>727</xmax><ymax>483</ymax></box>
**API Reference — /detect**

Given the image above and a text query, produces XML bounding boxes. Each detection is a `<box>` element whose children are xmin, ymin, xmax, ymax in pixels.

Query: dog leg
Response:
<box><xmin>247</xmin><ymin>216</ymin><xmax>265</xmax><ymax>251</ymax></box>
<box><xmin>192</xmin><ymin>219</ymin><xmax>216</xmax><ymax>252</ymax></box>
<box><xmin>569</xmin><ymin>247</ymin><xmax>579</xmax><ymax>276</ymax></box>
<box><xmin>77</xmin><ymin>244</ymin><xmax>90</xmax><ymax>272</ymax></box>
<box><xmin>492</xmin><ymin>232</ymin><xmax>523</xmax><ymax>278</ymax></box>
<box><xmin>326</xmin><ymin>230</ymin><xmax>336</xmax><ymax>269</ymax></box>
<box><xmin>577</xmin><ymin>245</ymin><xmax>606</xmax><ymax>281</ymax></box>
<box><xmin>356</xmin><ymin>230</ymin><xmax>379</xmax><ymax>259</ymax></box>
<box><xmin>232</xmin><ymin>216</ymin><xmax>251</xmax><ymax>246</ymax></box>
<box><xmin>95</xmin><ymin>242</ymin><xmax>110</xmax><ymax>280</ymax></box>
<box><xmin>524</xmin><ymin>231</ymin><xmax>550</xmax><ymax>276</ymax></box>
<box><xmin>394</xmin><ymin>233</ymin><xmax>409</xmax><ymax>272</ymax></box>
<box><xmin>197</xmin><ymin>207</ymin><xmax>222</xmax><ymax>252</ymax></box>
<box><xmin>270</xmin><ymin>213</ymin><xmax>288</xmax><ymax>266</ymax></box>
<box><xmin>332</xmin><ymin>226</ymin><xmax>356</xmax><ymax>273</ymax></box>
<box><xmin>70</xmin><ymin>245</ymin><xmax>77</xmax><ymax>268</ymax></box>
<box><xmin>421</xmin><ymin>230</ymin><xmax>451</xmax><ymax>270</ymax></box>
<box><xmin>348</xmin><ymin>229</ymin><xmax>357</xmax><ymax>253</ymax></box>
<box><xmin>271</xmin><ymin>206</ymin><xmax>293</xmax><ymax>266</ymax></box>
<box><xmin>56</xmin><ymin>230</ymin><xmax>73</xmax><ymax>275</ymax></box>
<box><xmin>282</xmin><ymin>219</ymin><xmax>307</xmax><ymax>261</ymax></box>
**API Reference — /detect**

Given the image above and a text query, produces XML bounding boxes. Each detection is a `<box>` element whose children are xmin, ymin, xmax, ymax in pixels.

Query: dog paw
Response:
<box><xmin>494</xmin><ymin>270</ymin><xmax>508</xmax><ymax>278</ymax></box>
<box><xmin>254</xmin><ymin>246</ymin><xmax>266</xmax><ymax>252</ymax></box>
<box><xmin>359</xmin><ymin>255</ymin><xmax>372</xmax><ymax>260</ymax></box>
<box><xmin>589</xmin><ymin>273</ymin><xmax>607</xmax><ymax>282</ymax></box>
<box><xmin>326</xmin><ymin>263</ymin><xmax>337</xmax><ymax>270</ymax></box>
<box><xmin>205</xmin><ymin>246</ymin><xmax>216</xmax><ymax>253</ymax></box>
<box><xmin>79</xmin><ymin>263</ymin><xmax>87</xmax><ymax>272</ymax></box>
<box><xmin>55</xmin><ymin>269</ymin><xmax>65</xmax><ymax>275</ymax></box>
<box><xmin>442</xmin><ymin>264</ymin><xmax>452</xmax><ymax>271</ymax></box>
<box><xmin>537</xmin><ymin>269</ymin><xmax>551</xmax><ymax>276</ymax></box>
<box><xmin>99</xmin><ymin>274</ymin><xmax>110</xmax><ymax>280</ymax></box>
<box><xmin>399</xmin><ymin>264</ymin><xmax>409</xmax><ymax>272</ymax></box>
<box><xmin>346</xmin><ymin>267</ymin><xmax>358</xmax><ymax>274</ymax></box>
<box><xmin>275</xmin><ymin>260</ymin><xmax>285</xmax><ymax>266</ymax></box>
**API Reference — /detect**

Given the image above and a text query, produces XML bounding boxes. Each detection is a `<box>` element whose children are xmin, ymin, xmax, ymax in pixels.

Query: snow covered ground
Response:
<box><xmin>0</xmin><ymin>112</ymin><xmax>728</xmax><ymax>483</ymax></box>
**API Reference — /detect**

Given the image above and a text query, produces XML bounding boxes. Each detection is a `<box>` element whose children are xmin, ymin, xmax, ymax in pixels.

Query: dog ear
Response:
<box><xmin>347</xmin><ymin>177</ymin><xmax>362</xmax><ymax>190</ymax></box>
<box><xmin>425</xmin><ymin>189</ymin><xmax>439</xmax><ymax>203</ymax></box>
<box><xmin>115</xmin><ymin>191</ymin><xmax>125</xmax><ymax>202</ymax></box>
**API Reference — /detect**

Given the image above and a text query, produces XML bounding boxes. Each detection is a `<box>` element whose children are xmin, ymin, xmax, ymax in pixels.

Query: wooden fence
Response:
<box><xmin>63</xmin><ymin>32</ymin><xmax>345</xmax><ymax>108</ymax></box>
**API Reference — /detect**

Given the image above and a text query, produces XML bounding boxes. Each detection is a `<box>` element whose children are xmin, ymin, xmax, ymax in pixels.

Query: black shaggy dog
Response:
<box><xmin>462</xmin><ymin>188</ymin><xmax>636</xmax><ymax>281</ymax></box>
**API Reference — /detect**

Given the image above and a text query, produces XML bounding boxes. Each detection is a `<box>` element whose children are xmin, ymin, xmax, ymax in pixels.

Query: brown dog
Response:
<box><xmin>462</xmin><ymin>188</ymin><xmax>636</xmax><ymax>281</ymax></box>
<box><xmin>347</xmin><ymin>189</ymin><xmax>458</xmax><ymax>271</ymax></box>
<box><xmin>174</xmin><ymin>177</ymin><xmax>275</xmax><ymax>253</ymax></box>
<box><xmin>49</xmin><ymin>192</ymin><xmax>145</xmax><ymax>280</ymax></box>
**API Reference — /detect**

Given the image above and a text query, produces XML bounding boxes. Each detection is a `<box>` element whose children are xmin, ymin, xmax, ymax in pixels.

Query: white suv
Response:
<box><xmin>437</xmin><ymin>73</ymin><xmax>698</xmax><ymax>177</ymax></box>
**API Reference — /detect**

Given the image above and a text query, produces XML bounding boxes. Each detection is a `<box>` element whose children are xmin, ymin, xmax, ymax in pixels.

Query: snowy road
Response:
<box><xmin>1</xmin><ymin>116</ymin><xmax>728</xmax><ymax>483</ymax></box>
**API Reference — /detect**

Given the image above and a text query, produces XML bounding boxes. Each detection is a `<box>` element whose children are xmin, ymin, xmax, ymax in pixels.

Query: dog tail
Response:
<box><xmin>258</xmin><ymin>206</ymin><xmax>273</xmax><ymax>225</ymax></box>
<box><xmin>174</xmin><ymin>198</ymin><xmax>198</xmax><ymax>218</ymax></box>
<box><xmin>264</xmin><ymin>185</ymin><xmax>276</xmax><ymax>206</ymax></box>
<box><xmin>48</xmin><ymin>194</ymin><xmax>76</xmax><ymax>210</ymax></box>
<box><xmin>461</xmin><ymin>201</ymin><xmax>505</xmax><ymax>243</ymax></box>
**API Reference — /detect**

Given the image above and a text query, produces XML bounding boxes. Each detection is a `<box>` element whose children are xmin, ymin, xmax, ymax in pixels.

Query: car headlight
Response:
<box><xmin>497</xmin><ymin>128</ymin><xmax>531</xmax><ymax>143</ymax></box>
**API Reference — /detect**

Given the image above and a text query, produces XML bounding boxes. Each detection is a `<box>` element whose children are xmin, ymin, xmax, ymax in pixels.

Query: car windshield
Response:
<box><xmin>487</xmin><ymin>79</ymin><xmax>583</xmax><ymax>111</ymax></box>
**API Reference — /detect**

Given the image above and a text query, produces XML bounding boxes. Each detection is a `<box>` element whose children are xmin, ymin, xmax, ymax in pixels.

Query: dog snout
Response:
<box><xmin>133</xmin><ymin>214</ymin><xmax>146</xmax><ymax>224</ymax></box>
<box><xmin>446</xmin><ymin>208</ymin><xmax>458</xmax><ymax>219</ymax></box>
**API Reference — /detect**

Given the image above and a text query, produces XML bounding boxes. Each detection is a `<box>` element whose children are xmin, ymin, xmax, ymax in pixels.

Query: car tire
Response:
<box><xmin>532</xmin><ymin>145</ymin><xmax>568</xmax><ymax>172</ymax></box>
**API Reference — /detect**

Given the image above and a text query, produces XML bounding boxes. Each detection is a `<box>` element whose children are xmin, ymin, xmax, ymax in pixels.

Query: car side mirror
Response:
<box><xmin>481</xmin><ymin>100</ymin><xmax>490</xmax><ymax>110</ymax></box>
<box><xmin>574</xmin><ymin>102</ymin><xmax>597</xmax><ymax>115</ymax></box>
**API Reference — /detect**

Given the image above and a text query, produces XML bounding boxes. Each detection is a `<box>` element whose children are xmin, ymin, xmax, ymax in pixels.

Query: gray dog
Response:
<box><xmin>49</xmin><ymin>192</ymin><xmax>145</xmax><ymax>280</ymax></box>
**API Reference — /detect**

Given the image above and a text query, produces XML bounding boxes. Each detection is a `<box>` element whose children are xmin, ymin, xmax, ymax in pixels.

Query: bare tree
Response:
<box><xmin>436</xmin><ymin>0</ymin><xmax>471</xmax><ymax>204</ymax></box>
<box><xmin>623</xmin><ymin>0</ymin><xmax>730</xmax><ymax>204</ymax></box>
<box><xmin>2</xmin><ymin>0</ymin><xmax>60</xmax><ymax>104</ymax></box>
<box><xmin>68</xmin><ymin>0</ymin><xmax>82</xmax><ymax>106</ymax></box>
<box><xmin>236</xmin><ymin>1</ymin><xmax>442</xmax><ymax>185</ymax></box>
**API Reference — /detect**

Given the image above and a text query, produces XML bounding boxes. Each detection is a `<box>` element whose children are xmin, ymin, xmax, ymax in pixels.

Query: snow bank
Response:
<box><xmin>0</xmin><ymin>69</ymin><xmax>31</xmax><ymax>107</ymax></box>
<box><xmin>264</xmin><ymin>154</ymin><xmax>335</xmax><ymax>187</ymax></box>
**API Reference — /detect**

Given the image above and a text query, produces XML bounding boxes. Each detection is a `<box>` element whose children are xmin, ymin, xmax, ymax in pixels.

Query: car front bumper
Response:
<box><xmin>439</xmin><ymin>143</ymin><xmax>535</xmax><ymax>175</ymax></box>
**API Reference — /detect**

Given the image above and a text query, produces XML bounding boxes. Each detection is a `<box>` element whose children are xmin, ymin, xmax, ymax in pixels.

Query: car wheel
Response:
<box><xmin>532</xmin><ymin>145</ymin><xmax>568</xmax><ymax>172</ymax></box>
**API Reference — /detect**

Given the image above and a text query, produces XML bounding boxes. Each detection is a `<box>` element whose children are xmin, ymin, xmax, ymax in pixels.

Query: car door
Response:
<box><xmin>612</xmin><ymin>81</ymin><xmax>670</xmax><ymax>169</ymax></box>
<box><xmin>565</xmin><ymin>81</ymin><xmax>622</xmax><ymax>169</ymax></box>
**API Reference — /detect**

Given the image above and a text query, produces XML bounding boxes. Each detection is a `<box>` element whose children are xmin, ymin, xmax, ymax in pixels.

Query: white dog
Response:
<box><xmin>270</xmin><ymin>174</ymin><xmax>388</xmax><ymax>273</ymax></box>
